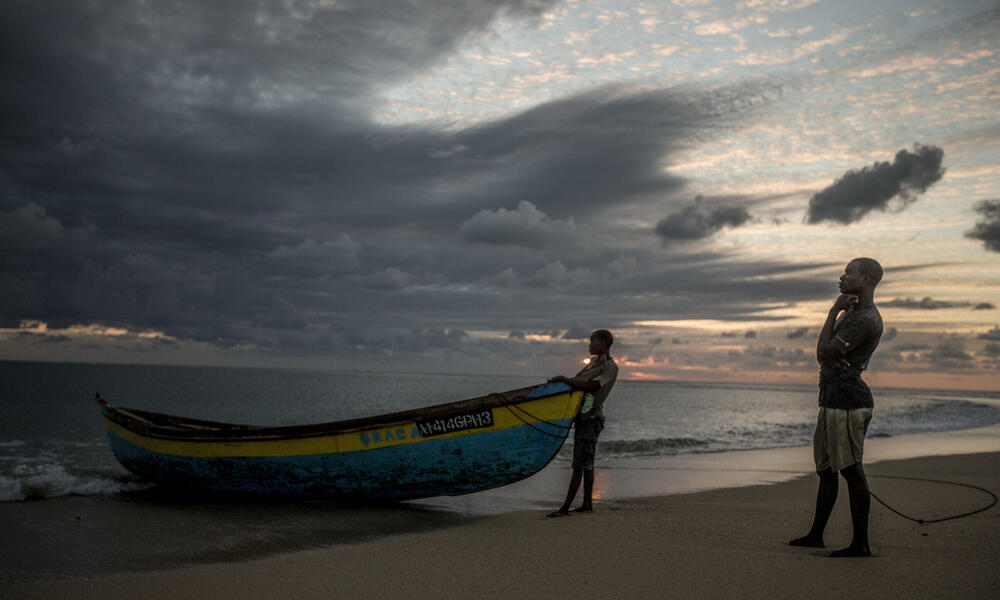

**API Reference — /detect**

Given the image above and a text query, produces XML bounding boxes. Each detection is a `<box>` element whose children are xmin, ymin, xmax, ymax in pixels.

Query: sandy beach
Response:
<box><xmin>5</xmin><ymin>450</ymin><xmax>997</xmax><ymax>600</ymax></box>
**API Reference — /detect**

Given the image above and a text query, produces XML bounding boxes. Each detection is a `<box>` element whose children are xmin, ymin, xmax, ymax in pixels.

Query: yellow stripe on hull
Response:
<box><xmin>104</xmin><ymin>391</ymin><xmax>581</xmax><ymax>459</ymax></box>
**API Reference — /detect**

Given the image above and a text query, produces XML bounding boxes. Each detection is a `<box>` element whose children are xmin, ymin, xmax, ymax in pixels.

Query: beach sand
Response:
<box><xmin>5</xmin><ymin>451</ymin><xmax>997</xmax><ymax>600</ymax></box>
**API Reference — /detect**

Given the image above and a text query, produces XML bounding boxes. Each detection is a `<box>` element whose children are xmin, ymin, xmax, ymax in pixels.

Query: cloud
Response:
<box><xmin>882</xmin><ymin>327</ymin><xmax>898</xmax><ymax>342</ymax></box>
<box><xmin>786</xmin><ymin>326</ymin><xmax>809</xmax><ymax>339</ymax></box>
<box><xmin>927</xmin><ymin>338</ymin><xmax>974</xmax><ymax>363</ymax></box>
<box><xmin>739</xmin><ymin>345</ymin><xmax>812</xmax><ymax>368</ymax></box>
<box><xmin>978</xmin><ymin>326</ymin><xmax>1000</xmax><ymax>341</ymax></box>
<box><xmin>0</xmin><ymin>203</ymin><xmax>95</xmax><ymax>257</ymax></box>
<box><xmin>351</xmin><ymin>268</ymin><xmax>412</xmax><ymax>291</ymax></box>
<box><xmin>805</xmin><ymin>144</ymin><xmax>945</xmax><ymax>224</ymax></box>
<box><xmin>895</xmin><ymin>343</ymin><xmax>931</xmax><ymax>353</ymax></box>
<box><xmin>405</xmin><ymin>328</ymin><xmax>469</xmax><ymax>351</ymax></box>
<box><xmin>655</xmin><ymin>197</ymin><xmax>752</xmax><ymax>243</ymax></box>
<box><xmin>881</xmin><ymin>297</ymin><xmax>971</xmax><ymax>309</ymax></box>
<box><xmin>561</xmin><ymin>325</ymin><xmax>592</xmax><ymax>340</ymax></box>
<box><xmin>265</xmin><ymin>235</ymin><xmax>361</xmax><ymax>277</ymax></box>
<box><xmin>965</xmin><ymin>200</ymin><xmax>1000</xmax><ymax>252</ymax></box>
<box><xmin>13</xmin><ymin>0</ymin><xmax>992</xmax><ymax>383</ymax></box>
<box><xmin>974</xmin><ymin>302</ymin><xmax>997</xmax><ymax>310</ymax></box>
<box><xmin>744</xmin><ymin>330</ymin><xmax>757</xmax><ymax>338</ymax></box>
<box><xmin>459</xmin><ymin>201</ymin><xmax>576</xmax><ymax>248</ymax></box>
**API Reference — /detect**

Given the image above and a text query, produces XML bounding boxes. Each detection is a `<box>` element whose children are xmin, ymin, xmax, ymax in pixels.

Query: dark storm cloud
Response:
<box><xmin>805</xmin><ymin>144</ymin><xmax>945</xmax><ymax>225</ymax></box>
<box><xmin>655</xmin><ymin>197</ymin><xmax>753</xmax><ymax>243</ymax></box>
<box><xmin>0</xmin><ymin>0</ymin><xmax>825</xmax><ymax>362</ymax></box>
<box><xmin>973</xmin><ymin>303</ymin><xmax>996</xmax><ymax>310</ymax></box>
<box><xmin>965</xmin><ymin>200</ymin><xmax>1000</xmax><ymax>253</ymax></box>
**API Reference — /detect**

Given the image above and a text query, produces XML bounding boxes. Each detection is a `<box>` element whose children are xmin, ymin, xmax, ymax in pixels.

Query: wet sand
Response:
<box><xmin>5</xmin><ymin>450</ymin><xmax>998</xmax><ymax>600</ymax></box>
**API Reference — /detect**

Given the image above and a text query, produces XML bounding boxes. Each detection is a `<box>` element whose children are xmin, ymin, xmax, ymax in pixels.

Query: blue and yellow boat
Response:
<box><xmin>98</xmin><ymin>382</ymin><xmax>581</xmax><ymax>500</ymax></box>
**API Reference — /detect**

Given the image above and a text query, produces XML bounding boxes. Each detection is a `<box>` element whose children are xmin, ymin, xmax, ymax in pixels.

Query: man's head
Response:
<box><xmin>840</xmin><ymin>258</ymin><xmax>883</xmax><ymax>295</ymax></box>
<box><xmin>589</xmin><ymin>329</ymin><xmax>614</xmax><ymax>355</ymax></box>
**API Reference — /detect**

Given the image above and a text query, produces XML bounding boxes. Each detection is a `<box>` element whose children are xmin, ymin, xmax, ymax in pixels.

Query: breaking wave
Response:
<box><xmin>0</xmin><ymin>462</ymin><xmax>150</xmax><ymax>502</ymax></box>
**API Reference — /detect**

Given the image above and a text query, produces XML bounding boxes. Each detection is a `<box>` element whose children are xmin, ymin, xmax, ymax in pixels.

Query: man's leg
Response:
<box><xmin>548</xmin><ymin>469</ymin><xmax>583</xmax><ymax>517</ymax></box>
<box><xmin>789</xmin><ymin>468</ymin><xmax>838</xmax><ymax>547</ymax></box>
<box><xmin>572</xmin><ymin>470</ymin><xmax>595</xmax><ymax>512</ymax></box>
<box><xmin>830</xmin><ymin>463</ymin><xmax>871</xmax><ymax>557</ymax></box>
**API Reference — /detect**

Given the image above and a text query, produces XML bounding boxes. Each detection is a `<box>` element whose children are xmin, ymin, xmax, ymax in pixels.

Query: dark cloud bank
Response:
<box><xmin>965</xmin><ymin>200</ymin><xmax>1000</xmax><ymax>253</ymax></box>
<box><xmin>806</xmin><ymin>144</ymin><xmax>945</xmax><ymax>224</ymax></box>
<box><xmin>0</xmin><ymin>1</ymin><xmax>869</xmax><ymax>365</ymax></box>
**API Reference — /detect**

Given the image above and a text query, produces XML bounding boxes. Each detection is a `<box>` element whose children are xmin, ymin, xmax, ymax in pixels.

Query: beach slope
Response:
<box><xmin>6</xmin><ymin>452</ymin><xmax>998</xmax><ymax>600</ymax></box>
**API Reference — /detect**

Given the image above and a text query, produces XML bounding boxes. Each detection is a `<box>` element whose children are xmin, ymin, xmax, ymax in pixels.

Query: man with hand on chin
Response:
<box><xmin>790</xmin><ymin>258</ymin><xmax>884</xmax><ymax>557</ymax></box>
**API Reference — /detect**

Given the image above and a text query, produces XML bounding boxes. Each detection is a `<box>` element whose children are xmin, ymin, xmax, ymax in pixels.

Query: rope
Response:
<box><xmin>497</xmin><ymin>389</ymin><xmax>575</xmax><ymax>440</ymax></box>
<box><xmin>599</xmin><ymin>464</ymin><xmax>997</xmax><ymax>524</ymax></box>
<box><xmin>502</xmin><ymin>403</ymin><xmax>571</xmax><ymax>439</ymax></box>
<box><xmin>508</xmin><ymin>402</ymin><xmax>572</xmax><ymax>429</ymax></box>
<box><xmin>866</xmin><ymin>474</ymin><xmax>998</xmax><ymax>524</ymax></box>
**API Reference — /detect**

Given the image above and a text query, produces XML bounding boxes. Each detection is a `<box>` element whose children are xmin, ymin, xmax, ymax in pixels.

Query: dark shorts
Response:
<box><xmin>572</xmin><ymin>416</ymin><xmax>604</xmax><ymax>471</ymax></box>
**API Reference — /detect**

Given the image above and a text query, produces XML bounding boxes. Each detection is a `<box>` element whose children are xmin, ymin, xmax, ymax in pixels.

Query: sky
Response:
<box><xmin>2</xmin><ymin>0</ymin><xmax>999</xmax><ymax>390</ymax></box>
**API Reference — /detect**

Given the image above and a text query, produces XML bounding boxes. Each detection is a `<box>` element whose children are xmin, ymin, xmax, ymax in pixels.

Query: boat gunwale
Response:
<box><xmin>102</xmin><ymin>383</ymin><xmax>570</xmax><ymax>443</ymax></box>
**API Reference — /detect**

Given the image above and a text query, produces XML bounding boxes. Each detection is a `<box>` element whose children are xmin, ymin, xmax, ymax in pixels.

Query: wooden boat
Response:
<box><xmin>97</xmin><ymin>382</ymin><xmax>581</xmax><ymax>500</ymax></box>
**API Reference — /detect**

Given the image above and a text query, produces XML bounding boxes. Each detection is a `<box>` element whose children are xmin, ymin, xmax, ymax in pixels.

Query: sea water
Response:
<box><xmin>2</xmin><ymin>360</ymin><xmax>999</xmax><ymax>583</ymax></box>
<box><xmin>2</xmin><ymin>360</ymin><xmax>999</xmax><ymax>503</ymax></box>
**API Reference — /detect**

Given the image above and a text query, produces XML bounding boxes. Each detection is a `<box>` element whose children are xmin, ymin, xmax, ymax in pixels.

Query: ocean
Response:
<box><xmin>2</xmin><ymin>360</ymin><xmax>999</xmax><ymax>582</ymax></box>
<box><xmin>2</xmin><ymin>360</ymin><xmax>1000</xmax><ymax>503</ymax></box>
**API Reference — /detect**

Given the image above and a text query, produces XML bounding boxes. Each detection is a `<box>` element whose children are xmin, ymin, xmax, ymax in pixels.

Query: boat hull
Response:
<box><xmin>101</xmin><ymin>382</ymin><xmax>581</xmax><ymax>500</ymax></box>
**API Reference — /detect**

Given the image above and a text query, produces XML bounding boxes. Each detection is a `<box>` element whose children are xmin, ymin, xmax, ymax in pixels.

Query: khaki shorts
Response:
<box><xmin>813</xmin><ymin>407</ymin><xmax>872</xmax><ymax>473</ymax></box>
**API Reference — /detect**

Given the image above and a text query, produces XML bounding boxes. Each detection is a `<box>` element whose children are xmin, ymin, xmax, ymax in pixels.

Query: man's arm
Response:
<box><xmin>817</xmin><ymin>294</ymin><xmax>856</xmax><ymax>367</ymax></box>
<box><xmin>548</xmin><ymin>374</ymin><xmax>601</xmax><ymax>392</ymax></box>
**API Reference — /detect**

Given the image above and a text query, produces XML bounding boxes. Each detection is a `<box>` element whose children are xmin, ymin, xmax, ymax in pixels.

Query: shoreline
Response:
<box><xmin>413</xmin><ymin>422</ymin><xmax>1000</xmax><ymax>515</ymax></box>
<box><xmin>5</xmin><ymin>450</ymin><xmax>998</xmax><ymax>599</ymax></box>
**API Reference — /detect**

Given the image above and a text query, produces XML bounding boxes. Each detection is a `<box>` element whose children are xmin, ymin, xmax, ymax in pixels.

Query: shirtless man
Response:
<box><xmin>547</xmin><ymin>329</ymin><xmax>618</xmax><ymax>517</ymax></box>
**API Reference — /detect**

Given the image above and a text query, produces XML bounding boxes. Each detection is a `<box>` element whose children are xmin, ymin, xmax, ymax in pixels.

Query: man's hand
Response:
<box><xmin>832</xmin><ymin>293</ymin><xmax>859</xmax><ymax>313</ymax></box>
<box><xmin>831</xmin><ymin>356</ymin><xmax>851</xmax><ymax>370</ymax></box>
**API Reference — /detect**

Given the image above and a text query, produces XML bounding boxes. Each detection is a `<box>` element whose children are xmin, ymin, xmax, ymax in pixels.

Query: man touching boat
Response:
<box><xmin>547</xmin><ymin>329</ymin><xmax>618</xmax><ymax>517</ymax></box>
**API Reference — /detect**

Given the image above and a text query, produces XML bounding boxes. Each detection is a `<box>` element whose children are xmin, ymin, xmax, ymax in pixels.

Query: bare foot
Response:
<box><xmin>547</xmin><ymin>509</ymin><xmax>570</xmax><ymax>518</ymax></box>
<box><xmin>789</xmin><ymin>535</ymin><xmax>825</xmax><ymax>548</ymax></box>
<box><xmin>571</xmin><ymin>505</ymin><xmax>593</xmax><ymax>513</ymax></box>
